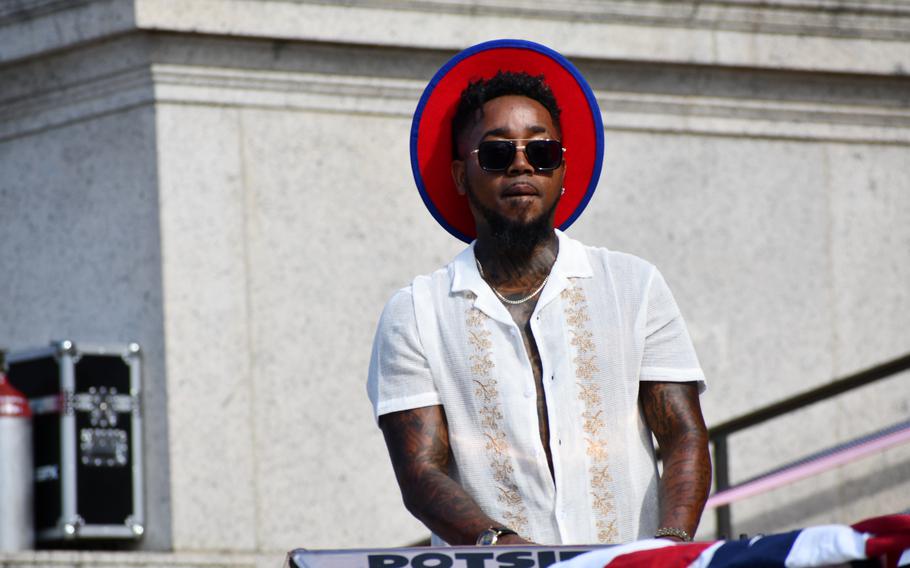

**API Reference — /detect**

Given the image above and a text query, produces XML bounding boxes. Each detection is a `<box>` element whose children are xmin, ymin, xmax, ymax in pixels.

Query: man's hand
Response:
<box><xmin>379</xmin><ymin>405</ymin><xmax>514</xmax><ymax>545</ymax></box>
<box><xmin>639</xmin><ymin>381</ymin><xmax>711</xmax><ymax>540</ymax></box>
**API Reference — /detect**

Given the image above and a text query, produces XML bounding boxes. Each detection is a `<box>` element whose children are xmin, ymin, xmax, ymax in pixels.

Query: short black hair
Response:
<box><xmin>451</xmin><ymin>71</ymin><xmax>562</xmax><ymax>159</ymax></box>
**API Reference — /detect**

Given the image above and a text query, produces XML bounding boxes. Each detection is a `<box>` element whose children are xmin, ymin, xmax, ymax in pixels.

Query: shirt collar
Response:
<box><xmin>450</xmin><ymin>230</ymin><xmax>593</xmax><ymax>324</ymax></box>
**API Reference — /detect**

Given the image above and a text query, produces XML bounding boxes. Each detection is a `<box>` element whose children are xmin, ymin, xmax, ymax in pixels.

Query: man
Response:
<box><xmin>368</xmin><ymin>40</ymin><xmax>710</xmax><ymax>546</ymax></box>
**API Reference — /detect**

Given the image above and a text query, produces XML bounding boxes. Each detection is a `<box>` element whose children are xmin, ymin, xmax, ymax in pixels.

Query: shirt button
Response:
<box><xmin>524</xmin><ymin>391</ymin><xmax>533</xmax><ymax>398</ymax></box>
<box><xmin>510</xmin><ymin>328</ymin><xmax>518</xmax><ymax>336</ymax></box>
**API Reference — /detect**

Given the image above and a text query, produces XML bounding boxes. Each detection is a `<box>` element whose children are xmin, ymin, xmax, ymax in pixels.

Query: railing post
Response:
<box><xmin>714</xmin><ymin>435</ymin><xmax>732</xmax><ymax>539</ymax></box>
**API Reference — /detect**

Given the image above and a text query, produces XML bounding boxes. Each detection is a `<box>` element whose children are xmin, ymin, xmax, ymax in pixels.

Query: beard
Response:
<box><xmin>465</xmin><ymin>184</ymin><xmax>560</xmax><ymax>261</ymax></box>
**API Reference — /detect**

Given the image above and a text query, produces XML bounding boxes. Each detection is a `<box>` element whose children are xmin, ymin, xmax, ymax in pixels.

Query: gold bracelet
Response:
<box><xmin>655</xmin><ymin>527</ymin><xmax>692</xmax><ymax>542</ymax></box>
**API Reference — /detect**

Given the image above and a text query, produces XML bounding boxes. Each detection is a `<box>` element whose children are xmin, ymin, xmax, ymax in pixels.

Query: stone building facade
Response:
<box><xmin>1</xmin><ymin>1</ymin><xmax>908</xmax><ymax>566</ymax></box>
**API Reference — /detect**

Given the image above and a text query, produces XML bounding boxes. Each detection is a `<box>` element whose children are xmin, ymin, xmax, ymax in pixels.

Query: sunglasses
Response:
<box><xmin>470</xmin><ymin>139</ymin><xmax>565</xmax><ymax>172</ymax></box>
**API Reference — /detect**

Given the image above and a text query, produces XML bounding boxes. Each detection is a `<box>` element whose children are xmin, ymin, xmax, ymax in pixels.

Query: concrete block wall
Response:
<box><xmin>1</xmin><ymin>1</ymin><xmax>908</xmax><ymax>564</ymax></box>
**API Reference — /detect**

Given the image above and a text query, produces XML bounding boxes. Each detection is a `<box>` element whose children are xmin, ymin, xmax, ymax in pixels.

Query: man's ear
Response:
<box><xmin>451</xmin><ymin>160</ymin><xmax>468</xmax><ymax>196</ymax></box>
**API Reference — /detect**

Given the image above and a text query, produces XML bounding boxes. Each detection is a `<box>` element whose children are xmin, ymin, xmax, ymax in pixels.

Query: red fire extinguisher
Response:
<box><xmin>0</xmin><ymin>349</ymin><xmax>33</xmax><ymax>551</ymax></box>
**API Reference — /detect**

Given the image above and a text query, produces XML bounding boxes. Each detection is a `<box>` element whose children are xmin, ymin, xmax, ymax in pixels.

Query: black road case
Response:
<box><xmin>7</xmin><ymin>341</ymin><xmax>144</xmax><ymax>542</ymax></box>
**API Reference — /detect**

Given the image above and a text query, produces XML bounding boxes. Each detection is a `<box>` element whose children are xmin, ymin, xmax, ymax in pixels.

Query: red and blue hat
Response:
<box><xmin>410</xmin><ymin>39</ymin><xmax>604</xmax><ymax>243</ymax></box>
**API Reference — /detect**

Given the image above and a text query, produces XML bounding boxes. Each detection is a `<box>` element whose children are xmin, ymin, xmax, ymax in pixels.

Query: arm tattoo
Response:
<box><xmin>380</xmin><ymin>406</ymin><xmax>502</xmax><ymax>544</ymax></box>
<box><xmin>640</xmin><ymin>382</ymin><xmax>712</xmax><ymax>537</ymax></box>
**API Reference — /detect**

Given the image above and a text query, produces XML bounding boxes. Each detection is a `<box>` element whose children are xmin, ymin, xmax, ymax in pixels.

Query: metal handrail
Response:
<box><xmin>707</xmin><ymin>352</ymin><xmax>910</xmax><ymax>538</ymax></box>
<box><xmin>707</xmin><ymin>419</ymin><xmax>910</xmax><ymax>509</ymax></box>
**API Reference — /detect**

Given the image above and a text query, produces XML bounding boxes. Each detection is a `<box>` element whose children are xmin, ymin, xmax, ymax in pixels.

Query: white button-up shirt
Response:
<box><xmin>368</xmin><ymin>230</ymin><xmax>705</xmax><ymax>545</ymax></box>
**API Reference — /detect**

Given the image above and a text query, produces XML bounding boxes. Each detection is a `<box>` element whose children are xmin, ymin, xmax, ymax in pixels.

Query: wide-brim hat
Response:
<box><xmin>410</xmin><ymin>39</ymin><xmax>604</xmax><ymax>243</ymax></box>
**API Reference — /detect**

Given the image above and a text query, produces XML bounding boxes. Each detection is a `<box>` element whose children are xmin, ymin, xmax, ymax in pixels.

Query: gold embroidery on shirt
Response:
<box><xmin>502</xmin><ymin>509</ymin><xmax>529</xmax><ymax>535</ymax></box>
<box><xmin>484</xmin><ymin>431</ymin><xmax>509</xmax><ymax>454</ymax></box>
<box><xmin>468</xmin><ymin>329</ymin><xmax>493</xmax><ymax>351</ymax></box>
<box><xmin>582</xmin><ymin>409</ymin><xmax>605</xmax><ymax>436</ymax></box>
<box><xmin>575</xmin><ymin>354</ymin><xmax>599</xmax><ymax>380</ymax></box>
<box><xmin>473</xmin><ymin>378</ymin><xmax>497</xmax><ymax>403</ymax></box>
<box><xmin>563</xmin><ymin>286</ymin><xmax>585</xmax><ymax>305</ymax></box>
<box><xmin>490</xmin><ymin>456</ymin><xmax>514</xmax><ymax>483</ymax></box>
<box><xmin>590</xmin><ymin>464</ymin><xmax>612</xmax><ymax>485</ymax></box>
<box><xmin>570</xmin><ymin>328</ymin><xmax>596</xmax><ymax>352</ymax></box>
<box><xmin>466</xmin><ymin>309</ymin><xmax>486</xmax><ymax>327</ymax></box>
<box><xmin>562</xmin><ymin>285</ymin><xmax>619</xmax><ymax>543</ymax></box>
<box><xmin>465</xmin><ymin>307</ymin><xmax>530</xmax><ymax>537</ymax></box>
<box><xmin>479</xmin><ymin>405</ymin><xmax>503</xmax><ymax>429</ymax></box>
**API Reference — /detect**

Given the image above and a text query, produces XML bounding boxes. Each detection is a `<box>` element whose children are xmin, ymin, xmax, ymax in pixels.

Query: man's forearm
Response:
<box><xmin>399</xmin><ymin>466</ymin><xmax>500</xmax><ymax>545</ymax></box>
<box><xmin>640</xmin><ymin>381</ymin><xmax>712</xmax><ymax>539</ymax></box>
<box><xmin>656</xmin><ymin>430</ymin><xmax>711</xmax><ymax>537</ymax></box>
<box><xmin>380</xmin><ymin>406</ymin><xmax>522</xmax><ymax>545</ymax></box>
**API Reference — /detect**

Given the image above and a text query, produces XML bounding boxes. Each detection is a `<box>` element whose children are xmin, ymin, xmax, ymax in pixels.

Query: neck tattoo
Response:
<box><xmin>475</xmin><ymin>257</ymin><xmax>551</xmax><ymax>305</ymax></box>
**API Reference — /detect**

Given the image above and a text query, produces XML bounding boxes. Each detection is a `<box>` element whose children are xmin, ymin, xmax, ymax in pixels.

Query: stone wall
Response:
<box><xmin>1</xmin><ymin>0</ymin><xmax>908</xmax><ymax>564</ymax></box>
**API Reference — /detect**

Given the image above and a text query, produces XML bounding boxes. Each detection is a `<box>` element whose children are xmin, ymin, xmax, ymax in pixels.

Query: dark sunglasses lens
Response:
<box><xmin>526</xmin><ymin>140</ymin><xmax>563</xmax><ymax>171</ymax></box>
<box><xmin>477</xmin><ymin>141</ymin><xmax>515</xmax><ymax>171</ymax></box>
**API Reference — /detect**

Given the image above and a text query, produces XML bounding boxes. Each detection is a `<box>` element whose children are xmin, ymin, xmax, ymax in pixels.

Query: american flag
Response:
<box><xmin>554</xmin><ymin>514</ymin><xmax>910</xmax><ymax>568</ymax></box>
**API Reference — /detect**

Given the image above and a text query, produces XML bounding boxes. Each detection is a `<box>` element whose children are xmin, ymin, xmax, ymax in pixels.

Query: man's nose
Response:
<box><xmin>507</xmin><ymin>146</ymin><xmax>534</xmax><ymax>175</ymax></box>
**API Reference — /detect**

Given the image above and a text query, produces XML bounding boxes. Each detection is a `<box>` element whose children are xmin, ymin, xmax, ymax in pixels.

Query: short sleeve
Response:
<box><xmin>366</xmin><ymin>287</ymin><xmax>442</xmax><ymax>423</ymax></box>
<box><xmin>639</xmin><ymin>268</ymin><xmax>707</xmax><ymax>392</ymax></box>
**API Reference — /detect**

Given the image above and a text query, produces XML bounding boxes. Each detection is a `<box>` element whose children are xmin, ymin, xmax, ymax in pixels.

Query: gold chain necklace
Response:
<box><xmin>475</xmin><ymin>257</ymin><xmax>550</xmax><ymax>305</ymax></box>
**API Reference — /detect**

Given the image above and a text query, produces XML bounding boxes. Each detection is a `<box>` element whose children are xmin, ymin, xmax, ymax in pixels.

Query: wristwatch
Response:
<box><xmin>476</xmin><ymin>527</ymin><xmax>517</xmax><ymax>546</ymax></box>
